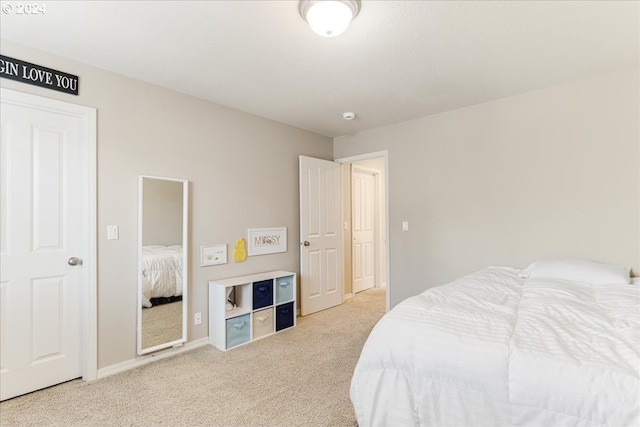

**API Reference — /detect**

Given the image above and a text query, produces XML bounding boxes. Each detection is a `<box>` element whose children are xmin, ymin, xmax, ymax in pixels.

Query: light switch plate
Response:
<box><xmin>402</xmin><ymin>221</ymin><xmax>409</xmax><ymax>232</ymax></box>
<box><xmin>107</xmin><ymin>225</ymin><xmax>119</xmax><ymax>240</ymax></box>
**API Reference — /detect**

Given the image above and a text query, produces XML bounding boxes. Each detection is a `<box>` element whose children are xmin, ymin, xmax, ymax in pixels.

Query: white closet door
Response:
<box><xmin>352</xmin><ymin>168</ymin><xmax>376</xmax><ymax>293</ymax></box>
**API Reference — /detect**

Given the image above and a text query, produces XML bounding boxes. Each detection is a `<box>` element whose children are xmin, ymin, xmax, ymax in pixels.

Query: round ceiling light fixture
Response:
<box><xmin>299</xmin><ymin>0</ymin><xmax>361</xmax><ymax>37</ymax></box>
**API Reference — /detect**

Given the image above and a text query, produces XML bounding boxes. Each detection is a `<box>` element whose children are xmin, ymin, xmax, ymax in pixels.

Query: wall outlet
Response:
<box><xmin>194</xmin><ymin>312</ymin><xmax>202</xmax><ymax>325</ymax></box>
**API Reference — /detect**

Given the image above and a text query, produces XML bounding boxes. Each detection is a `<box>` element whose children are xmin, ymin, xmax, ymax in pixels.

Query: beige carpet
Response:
<box><xmin>0</xmin><ymin>288</ymin><xmax>386</xmax><ymax>427</ymax></box>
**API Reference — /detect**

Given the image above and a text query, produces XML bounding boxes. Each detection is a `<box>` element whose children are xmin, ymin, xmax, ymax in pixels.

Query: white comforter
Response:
<box><xmin>141</xmin><ymin>245</ymin><xmax>183</xmax><ymax>308</ymax></box>
<box><xmin>350</xmin><ymin>267</ymin><xmax>640</xmax><ymax>427</ymax></box>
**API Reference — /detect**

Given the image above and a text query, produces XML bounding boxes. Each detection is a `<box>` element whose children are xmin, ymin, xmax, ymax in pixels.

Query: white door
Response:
<box><xmin>299</xmin><ymin>156</ymin><xmax>343</xmax><ymax>316</ymax></box>
<box><xmin>352</xmin><ymin>167</ymin><xmax>376</xmax><ymax>293</ymax></box>
<box><xmin>1</xmin><ymin>90</ymin><xmax>93</xmax><ymax>401</ymax></box>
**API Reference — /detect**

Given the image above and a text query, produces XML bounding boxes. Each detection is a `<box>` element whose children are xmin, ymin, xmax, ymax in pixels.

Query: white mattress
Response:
<box><xmin>350</xmin><ymin>266</ymin><xmax>640</xmax><ymax>426</ymax></box>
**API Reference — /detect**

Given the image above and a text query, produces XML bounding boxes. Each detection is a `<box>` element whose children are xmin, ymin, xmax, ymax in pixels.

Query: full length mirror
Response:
<box><xmin>137</xmin><ymin>176</ymin><xmax>188</xmax><ymax>355</ymax></box>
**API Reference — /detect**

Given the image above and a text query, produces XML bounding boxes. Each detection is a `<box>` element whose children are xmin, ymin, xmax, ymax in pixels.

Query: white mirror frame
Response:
<box><xmin>137</xmin><ymin>175</ymin><xmax>189</xmax><ymax>355</ymax></box>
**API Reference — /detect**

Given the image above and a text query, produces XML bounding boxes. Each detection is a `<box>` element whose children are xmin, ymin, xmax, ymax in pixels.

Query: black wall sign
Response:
<box><xmin>0</xmin><ymin>55</ymin><xmax>79</xmax><ymax>95</ymax></box>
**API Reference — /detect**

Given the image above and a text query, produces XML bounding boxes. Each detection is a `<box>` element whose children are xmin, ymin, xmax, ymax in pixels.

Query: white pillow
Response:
<box><xmin>520</xmin><ymin>259</ymin><xmax>631</xmax><ymax>285</ymax></box>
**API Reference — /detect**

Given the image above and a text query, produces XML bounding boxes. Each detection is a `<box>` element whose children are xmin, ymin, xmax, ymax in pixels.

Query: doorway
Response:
<box><xmin>298</xmin><ymin>151</ymin><xmax>389</xmax><ymax>316</ymax></box>
<box><xmin>336</xmin><ymin>151</ymin><xmax>389</xmax><ymax>311</ymax></box>
<box><xmin>351</xmin><ymin>165</ymin><xmax>380</xmax><ymax>293</ymax></box>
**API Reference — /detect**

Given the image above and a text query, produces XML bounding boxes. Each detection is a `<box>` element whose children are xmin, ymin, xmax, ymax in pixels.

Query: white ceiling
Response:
<box><xmin>1</xmin><ymin>1</ymin><xmax>638</xmax><ymax>138</ymax></box>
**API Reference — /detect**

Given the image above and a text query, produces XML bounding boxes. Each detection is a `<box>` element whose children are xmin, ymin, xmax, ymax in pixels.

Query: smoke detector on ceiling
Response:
<box><xmin>343</xmin><ymin>112</ymin><xmax>356</xmax><ymax>120</ymax></box>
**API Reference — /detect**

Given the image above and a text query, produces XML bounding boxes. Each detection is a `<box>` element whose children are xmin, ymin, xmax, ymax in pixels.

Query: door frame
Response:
<box><xmin>1</xmin><ymin>88</ymin><xmax>98</xmax><ymax>382</ymax></box>
<box><xmin>335</xmin><ymin>150</ymin><xmax>390</xmax><ymax>312</ymax></box>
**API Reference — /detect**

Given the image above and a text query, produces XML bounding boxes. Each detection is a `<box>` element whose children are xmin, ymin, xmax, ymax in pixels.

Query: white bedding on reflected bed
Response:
<box><xmin>350</xmin><ymin>266</ymin><xmax>640</xmax><ymax>427</ymax></box>
<box><xmin>141</xmin><ymin>245</ymin><xmax>183</xmax><ymax>308</ymax></box>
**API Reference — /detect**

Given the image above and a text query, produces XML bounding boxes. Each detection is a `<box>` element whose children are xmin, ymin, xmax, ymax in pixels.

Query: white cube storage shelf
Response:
<box><xmin>209</xmin><ymin>270</ymin><xmax>296</xmax><ymax>351</ymax></box>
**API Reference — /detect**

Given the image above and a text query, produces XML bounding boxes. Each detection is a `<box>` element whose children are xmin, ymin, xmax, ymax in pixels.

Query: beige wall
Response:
<box><xmin>1</xmin><ymin>40</ymin><xmax>332</xmax><ymax>369</ymax></box>
<box><xmin>335</xmin><ymin>67</ymin><xmax>640</xmax><ymax>307</ymax></box>
<box><xmin>341</xmin><ymin>163</ymin><xmax>353</xmax><ymax>295</ymax></box>
<box><xmin>142</xmin><ymin>178</ymin><xmax>183</xmax><ymax>246</ymax></box>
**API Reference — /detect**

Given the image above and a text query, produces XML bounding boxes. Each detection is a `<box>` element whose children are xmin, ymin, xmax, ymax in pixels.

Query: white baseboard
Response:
<box><xmin>96</xmin><ymin>338</ymin><xmax>209</xmax><ymax>380</ymax></box>
<box><xmin>343</xmin><ymin>293</ymin><xmax>355</xmax><ymax>300</ymax></box>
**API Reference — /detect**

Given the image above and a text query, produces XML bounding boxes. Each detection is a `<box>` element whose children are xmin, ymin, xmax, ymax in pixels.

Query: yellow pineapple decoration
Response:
<box><xmin>233</xmin><ymin>238</ymin><xmax>246</xmax><ymax>262</ymax></box>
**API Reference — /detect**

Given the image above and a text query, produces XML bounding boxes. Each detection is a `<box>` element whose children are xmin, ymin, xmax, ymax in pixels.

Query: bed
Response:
<box><xmin>140</xmin><ymin>245</ymin><xmax>183</xmax><ymax>308</ymax></box>
<box><xmin>350</xmin><ymin>260</ymin><xmax>639</xmax><ymax>427</ymax></box>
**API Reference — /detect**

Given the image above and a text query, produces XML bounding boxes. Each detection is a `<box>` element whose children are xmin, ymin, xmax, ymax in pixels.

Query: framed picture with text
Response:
<box><xmin>247</xmin><ymin>227</ymin><xmax>287</xmax><ymax>256</ymax></box>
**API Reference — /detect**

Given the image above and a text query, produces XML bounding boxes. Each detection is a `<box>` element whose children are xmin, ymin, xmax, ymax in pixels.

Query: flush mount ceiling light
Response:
<box><xmin>299</xmin><ymin>0</ymin><xmax>361</xmax><ymax>37</ymax></box>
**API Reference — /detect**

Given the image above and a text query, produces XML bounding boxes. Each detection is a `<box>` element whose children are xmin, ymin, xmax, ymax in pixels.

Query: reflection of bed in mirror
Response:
<box><xmin>141</xmin><ymin>244</ymin><xmax>183</xmax><ymax>308</ymax></box>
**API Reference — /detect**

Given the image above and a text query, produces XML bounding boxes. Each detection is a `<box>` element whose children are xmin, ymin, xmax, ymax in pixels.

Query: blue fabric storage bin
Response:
<box><xmin>275</xmin><ymin>302</ymin><xmax>294</xmax><ymax>331</ymax></box>
<box><xmin>253</xmin><ymin>279</ymin><xmax>273</xmax><ymax>310</ymax></box>
<box><xmin>275</xmin><ymin>275</ymin><xmax>294</xmax><ymax>304</ymax></box>
<box><xmin>226</xmin><ymin>314</ymin><xmax>250</xmax><ymax>349</ymax></box>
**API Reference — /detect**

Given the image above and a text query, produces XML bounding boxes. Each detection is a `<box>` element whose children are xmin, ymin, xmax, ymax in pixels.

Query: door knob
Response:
<box><xmin>303</xmin><ymin>241</ymin><xmax>310</xmax><ymax>246</ymax></box>
<box><xmin>68</xmin><ymin>257</ymin><xmax>82</xmax><ymax>266</ymax></box>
